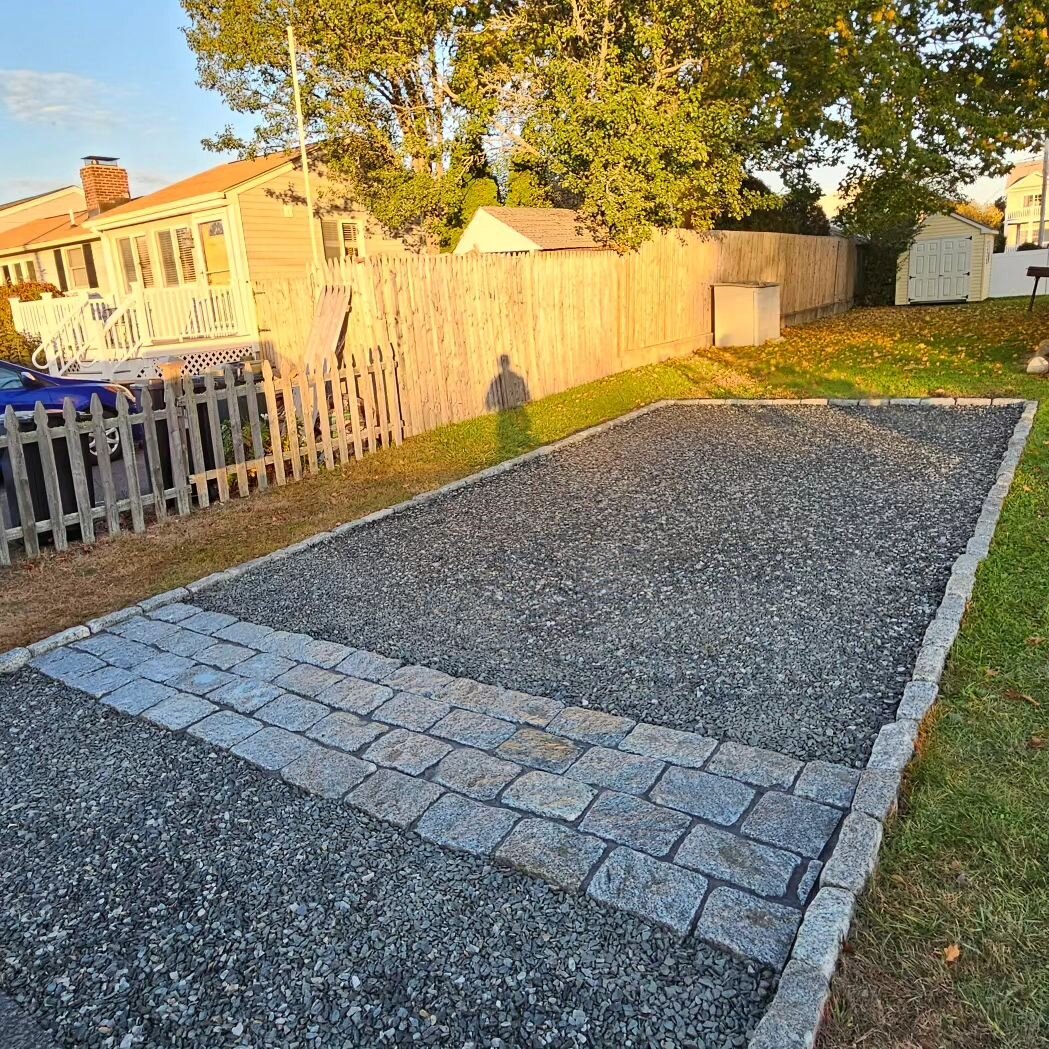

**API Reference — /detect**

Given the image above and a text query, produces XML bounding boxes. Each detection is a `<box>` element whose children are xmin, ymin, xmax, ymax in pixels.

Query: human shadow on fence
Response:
<box><xmin>484</xmin><ymin>355</ymin><xmax>533</xmax><ymax>456</ymax></box>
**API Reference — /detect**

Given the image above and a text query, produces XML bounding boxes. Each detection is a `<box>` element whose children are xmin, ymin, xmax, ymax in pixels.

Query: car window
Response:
<box><xmin>0</xmin><ymin>365</ymin><xmax>26</xmax><ymax>391</ymax></box>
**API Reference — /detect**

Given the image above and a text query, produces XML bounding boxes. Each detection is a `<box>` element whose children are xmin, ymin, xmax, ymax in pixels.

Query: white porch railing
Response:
<box><xmin>9</xmin><ymin>283</ymin><xmax>251</xmax><ymax>375</ymax></box>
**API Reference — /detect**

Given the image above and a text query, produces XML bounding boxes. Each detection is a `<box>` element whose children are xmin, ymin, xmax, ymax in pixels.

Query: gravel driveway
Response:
<box><xmin>0</xmin><ymin>672</ymin><xmax>772</xmax><ymax>1049</ymax></box>
<box><xmin>199</xmin><ymin>404</ymin><xmax>1018</xmax><ymax>765</ymax></box>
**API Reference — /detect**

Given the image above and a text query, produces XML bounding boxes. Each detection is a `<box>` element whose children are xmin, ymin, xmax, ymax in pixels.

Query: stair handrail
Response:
<box><xmin>30</xmin><ymin>296</ymin><xmax>105</xmax><ymax>375</ymax></box>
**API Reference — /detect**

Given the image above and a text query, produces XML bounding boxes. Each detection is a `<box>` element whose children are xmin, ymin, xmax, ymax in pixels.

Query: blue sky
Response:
<box><xmin>1</xmin><ymin>0</ymin><xmax>1010</xmax><ymax>210</ymax></box>
<box><xmin>0</xmin><ymin>0</ymin><xmax>251</xmax><ymax>204</ymax></box>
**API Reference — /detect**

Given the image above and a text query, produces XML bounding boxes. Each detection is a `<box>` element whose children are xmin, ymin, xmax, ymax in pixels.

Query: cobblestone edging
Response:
<box><xmin>745</xmin><ymin>398</ymin><xmax>1038</xmax><ymax>1049</ymax></box>
<box><xmin>23</xmin><ymin>605</ymin><xmax>855</xmax><ymax>969</ymax></box>
<box><xmin>0</xmin><ymin>396</ymin><xmax>1036</xmax><ymax>1046</ymax></box>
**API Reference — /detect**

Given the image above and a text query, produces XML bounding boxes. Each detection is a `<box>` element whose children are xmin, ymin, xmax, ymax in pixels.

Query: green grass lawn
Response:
<box><xmin>2</xmin><ymin>296</ymin><xmax>1046</xmax><ymax>1047</ymax></box>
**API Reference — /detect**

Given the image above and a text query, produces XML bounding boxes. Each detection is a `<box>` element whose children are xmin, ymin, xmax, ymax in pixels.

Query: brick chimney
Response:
<box><xmin>80</xmin><ymin>156</ymin><xmax>130</xmax><ymax>213</ymax></box>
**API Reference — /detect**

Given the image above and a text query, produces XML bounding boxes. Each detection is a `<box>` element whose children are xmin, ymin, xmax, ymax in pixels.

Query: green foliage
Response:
<box><xmin>0</xmin><ymin>281</ymin><xmax>59</xmax><ymax>367</ymax></box>
<box><xmin>181</xmin><ymin>0</ymin><xmax>1049</xmax><ymax>250</ymax></box>
<box><xmin>716</xmin><ymin>178</ymin><xmax>830</xmax><ymax>236</ymax></box>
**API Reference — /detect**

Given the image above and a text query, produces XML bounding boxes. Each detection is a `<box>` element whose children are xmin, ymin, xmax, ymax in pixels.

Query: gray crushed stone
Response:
<box><xmin>198</xmin><ymin>405</ymin><xmax>1018</xmax><ymax>764</ymax></box>
<box><xmin>0</xmin><ymin>671</ymin><xmax>773</xmax><ymax>1049</ymax></box>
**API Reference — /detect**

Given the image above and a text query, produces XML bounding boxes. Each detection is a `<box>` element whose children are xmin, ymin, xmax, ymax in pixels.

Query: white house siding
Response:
<box><xmin>895</xmin><ymin>214</ymin><xmax>995</xmax><ymax>305</ymax></box>
<box><xmin>0</xmin><ymin>187</ymin><xmax>84</xmax><ymax>235</ymax></box>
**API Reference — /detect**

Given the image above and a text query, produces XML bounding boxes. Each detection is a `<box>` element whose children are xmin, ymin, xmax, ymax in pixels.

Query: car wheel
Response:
<box><xmin>87</xmin><ymin>416</ymin><xmax>123</xmax><ymax>462</ymax></box>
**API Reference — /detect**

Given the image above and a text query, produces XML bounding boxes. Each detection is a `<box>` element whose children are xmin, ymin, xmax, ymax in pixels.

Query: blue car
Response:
<box><xmin>0</xmin><ymin>358</ymin><xmax>137</xmax><ymax>459</ymax></box>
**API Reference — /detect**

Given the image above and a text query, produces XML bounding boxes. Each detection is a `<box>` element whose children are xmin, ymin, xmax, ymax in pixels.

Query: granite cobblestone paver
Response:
<box><xmin>363</xmin><ymin>728</ymin><xmax>452</xmax><ymax>774</ymax></box>
<box><xmin>547</xmin><ymin>707</ymin><xmax>636</xmax><ymax>747</ymax></box>
<box><xmin>432</xmin><ymin>748</ymin><xmax>521</xmax><ymax>800</ymax></box>
<box><xmin>346</xmin><ymin>767</ymin><xmax>443</xmax><ymax>827</ymax></box>
<box><xmin>415</xmin><ymin>793</ymin><xmax>519</xmax><ymax>856</ymax></box>
<box><xmin>431</xmin><ymin>708</ymin><xmax>516</xmax><ymax>749</ymax></box>
<box><xmin>197</xmin><ymin>642</ymin><xmax>254</xmax><ymax>671</ymax></box>
<box><xmin>495</xmin><ymin>818</ymin><xmax>606</xmax><ymax>891</ymax></box>
<box><xmin>373</xmin><ymin>692</ymin><xmax>450</xmax><ymax>730</ymax></box>
<box><xmin>307</xmin><ymin>711</ymin><xmax>388</xmax><ymax>753</ymax></box>
<box><xmin>651</xmin><ymin>766</ymin><xmax>755</xmax><ymax>825</ymax></box>
<box><xmin>256</xmin><ymin>694</ymin><xmax>330</xmax><ymax>732</ymax></box>
<box><xmin>567</xmin><ymin>746</ymin><xmax>664</xmax><ymax>794</ymax></box>
<box><xmin>587</xmin><ymin>847</ymin><xmax>709</xmax><ymax>937</ymax></box>
<box><xmin>281</xmin><ymin>747</ymin><xmax>375</xmax><ymax>798</ymax></box>
<box><xmin>495</xmin><ymin>727</ymin><xmax>581</xmax><ymax>773</ymax></box>
<box><xmin>20</xmin><ymin>607</ymin><xmax>915</xmax><ymax>972</ymax></box>
<box><xmin>579</xmin><ymin>791</ymin><xmax>690</xmax><ymax>857</ymax></box>
<box><xmin>501</xmin><ymin>770</ymin><xmax>596</xmax><ymax>820</ymax></box>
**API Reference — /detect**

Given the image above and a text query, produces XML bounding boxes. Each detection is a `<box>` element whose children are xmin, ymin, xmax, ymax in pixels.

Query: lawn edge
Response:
<box><xmin>746</xmin><ymin>398</ymin><xmax>1038</xmax><ymax>1049</ymax></box>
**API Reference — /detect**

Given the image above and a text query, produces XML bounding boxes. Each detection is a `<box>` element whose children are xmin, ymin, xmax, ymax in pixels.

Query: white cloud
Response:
<box><xmin>0</xmin><ymin>69</ymin><xmax>120</xmax><ymax>129</ymax></box>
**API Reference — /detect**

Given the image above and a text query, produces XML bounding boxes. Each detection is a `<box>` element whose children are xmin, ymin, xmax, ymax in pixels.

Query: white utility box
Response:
<box><xmin>713</xmin><ymin>282</ymin><xmax>781</xmax><ymax>348</ymax></box>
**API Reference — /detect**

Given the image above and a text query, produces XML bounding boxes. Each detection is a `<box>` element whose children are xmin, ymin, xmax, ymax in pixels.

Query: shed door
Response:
<box><xmin>908</xmin><ymin>236</ymin><xmax>971</xmax><ymax>302</ymax></box>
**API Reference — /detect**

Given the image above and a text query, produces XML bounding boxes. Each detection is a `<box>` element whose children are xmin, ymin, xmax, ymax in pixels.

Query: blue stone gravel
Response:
<box><xmin>197</xmin><ymin>404</ymin><xmax>1019</xmax><ymax>764</ymax></box>
<box><xmin>0</xmin><ymin>671</ymin><xmax>773</xmax><ymax>1048</ymax></box>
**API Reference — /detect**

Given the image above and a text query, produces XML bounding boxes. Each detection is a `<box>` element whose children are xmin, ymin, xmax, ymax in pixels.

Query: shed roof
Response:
<box><xmin>478</xmin><ymin>207</ymin><xmax>605</xmax><ymax>250</ymax></box>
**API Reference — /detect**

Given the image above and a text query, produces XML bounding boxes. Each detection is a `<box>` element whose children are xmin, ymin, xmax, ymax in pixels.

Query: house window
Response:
<box><xmin>176</xmin><ymin>228</ymin><xmax>196</xmax><ymax>282</ymax></box>
<box><xmin>157</xmin><ymin>230</ymin><xmax>180</xmax><ymax>286</ymax></box>
<box><xmin>117</xmin><ymin>237</ymin><xmax>136</xmax><ymax>291</ymax></box>
<box><xmin>65</xmin><ymin>246</ymin><xmax>91</xmax><ymax>289</ymax></box>
<box><xmin>1</xmin><ymin>265</ymin><xmax>9</xmax><ymax>284</ymax></box>
<box><xmin>1024</xmin><ymin>193</ymin><xmax>1043</xmax><ymax>209</ymax></box>
<box><xmin>25</xmin><ymin>260</ymin><xmax>35</xmax><ymax>281</ymax></box>
<box><xmin>322</xmin><ymin>218</ymin><xmax>366</xmax><ymax>262</ymax></box>
<box><xmin>134</xmin><ymin>236</ymin><xmax>155</xmax><ymax>288</ymax></box>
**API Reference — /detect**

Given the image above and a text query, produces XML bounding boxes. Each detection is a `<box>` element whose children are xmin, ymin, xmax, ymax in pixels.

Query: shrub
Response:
<box><xmin>1017</xmin><ymin>241</ymin><xmax>1044</xmax><ymax>251</ymax></box>
<box><xmin>0</xmin><ymin>280</ymin><xmax>61</xmax><ymax>367</ymax></box>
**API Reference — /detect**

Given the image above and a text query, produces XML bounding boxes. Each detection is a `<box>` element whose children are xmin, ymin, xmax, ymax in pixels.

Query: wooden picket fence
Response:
<box><xmin>254</xmin><ymin>230</ymin><xmax>857</xmax><ymax>433</ymax></box>
<box><xmin>0</xmin><ymin>351</ymin><xmax>401</xmax><ymax>565</ymax></box>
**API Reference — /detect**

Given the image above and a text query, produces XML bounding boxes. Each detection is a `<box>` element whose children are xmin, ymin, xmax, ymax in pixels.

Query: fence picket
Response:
<box><xmin>261</xmin><ymin>360</ymin><xmax>287</xmax><ymax>485</ymax></box>
<box><xmin>89</xmin><ymin>394</ymin><xmax>121</xmax><ymax>536</ymax></box>
<box><xmin>32</xmin><ymin>402</ymin><xmax>68</xmax><ymax>552</ymax></box>
<box><xmin>242</xmin><ymin>366</ymin><xmax>269</xmax><ymax>490</ymax></box>
<box><xmin>162</xmin><ymin>380</ymin><xmax>192</xmax><ymax>516</ymax></box>
<box><xmin>313</xmin><ymin>366</ymin><xmax>335</xmax><ymax>469</ymax></box>
<box><xmin>115</xmin><ymin>396</ymin><xmax>145</xmax><ymax>532</ymax></box>
<box><xmin>61</xmin><ymin>399</ymin><xmax>95</xmax><ymax>544</ymax></box>
<box><xmin>181</xmin><ymin>376</ymin><xmax>210</xmax><ymax>508</ymax></box>
<box><xmin>203</xmin><ymin>372</ymin><xmax>230</xmax><ymax>502</ymax></box>
<box><xmin>342</xmin><ymin>355</ymin><xmax>363</xmax><ymax>460</ymax></box>
<box><xmin>222</xmin><ymin>365</ymin><xmax>250</xmax><ymax>496</ymax></box>
<box><xmin>298</xmin><ymin>370</ymin><xmax>319</xmax><ymax>474</ymax></box>
<box><xmin>278</xmin><ymin>367</ymin><xmax>303</xmax><ymax>481</ymax></box>
<box><xmin>3</xmin><ymin>405</ymin><xmax>38</xmax><ymax>558</ymax></box>
<box><xmin>326</xmin><ymin>356</ymin><xmax>350</xmax><ymax>466</ymax></box>
<box><xmin>139</xmin><ymin>392</ymin><xmax>168</xmax><ymax>522</ymax></box>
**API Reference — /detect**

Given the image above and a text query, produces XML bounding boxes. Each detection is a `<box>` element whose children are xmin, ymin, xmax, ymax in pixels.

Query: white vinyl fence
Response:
<box><xmin>989</xmin><ymin>249</ymin><xmax>1049</xmax><ymax>298</ymax></box>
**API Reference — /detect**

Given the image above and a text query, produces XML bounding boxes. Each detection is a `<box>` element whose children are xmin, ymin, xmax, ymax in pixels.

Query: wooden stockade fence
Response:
<box><xmin>253</xmin><ymin>229</ymin><xmax>856</xmax><ymax>435</ymax></box>
<box><xmin>0</xmin><ymin>351</ymin><xmax>401</xmax><ymax>565</ymax></box>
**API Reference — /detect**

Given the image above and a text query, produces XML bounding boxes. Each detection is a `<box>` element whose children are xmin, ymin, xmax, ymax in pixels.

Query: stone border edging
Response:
<box><xmin>745</xmin><ymin>397</ymin><xmax>1038</xmax><ymax>1049</ymax></box>
<box><xmin>0</xmin><ymin>394</ymin><xmax>1036</xmax><ymax>1049</ymax></box>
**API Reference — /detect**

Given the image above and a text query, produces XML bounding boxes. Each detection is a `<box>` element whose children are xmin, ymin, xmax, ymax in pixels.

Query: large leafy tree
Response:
<box><xmin>182</xmin><ymin>1</ymin><xmax>1049</xmax><ymax>249</ymax></box>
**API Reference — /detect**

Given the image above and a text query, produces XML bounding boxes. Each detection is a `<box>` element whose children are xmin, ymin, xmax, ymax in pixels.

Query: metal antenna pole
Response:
<box><xmin>1039</xmin><ymin>139</ymin><xmax>1048</xmax><ymax>248</ymax></box>
<box><xmin>288</xmin><ymin>22</ymin><xmax>323</xmax><ymax>270</ymax></box>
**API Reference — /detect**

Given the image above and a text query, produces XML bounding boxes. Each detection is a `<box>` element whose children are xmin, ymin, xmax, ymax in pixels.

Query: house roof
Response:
<box><xmin>1007</xmin><ymin>159</ymin><xmax>1044</xmax><ymax>188</ymax></box>
<box><xmin>0</xmin><ymin>210</ymin><xmax>94</xmax><ymax>255</ymax></box>
<box><xmin>0</xmin><ymin>185</ymin><xmax>80</xmax><ymax>213</ymax></box>
<box><xmin>478</xmin><ymin>207</ymin><xmax>605</xmax><ymax>250</ymax></box>
<box><xmin>95</xmin><ymin>152</ymin><xmax>297</xmax><ymax>223</ymax></box>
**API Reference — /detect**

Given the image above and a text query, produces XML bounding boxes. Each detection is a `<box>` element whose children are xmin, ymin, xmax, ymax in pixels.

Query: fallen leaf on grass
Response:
<box><xmin>1026</xmin><ymin>636</ymin><xmax>1047</xmax><ymax>646</ymax></box>
<box><xmin>1003</xmin><ymin>689</ymin><xmax>1041</xmax><ymax>708</ymax></box>
<box><xmin>984</xmin><ymin>667</ymin><xmax>1000</xmax><ymax>678</ymax></box>
<box><xmin>943</xmin><ymin>944</ymin><xmax>962</xmax><ymax>964</ymax></box>
<box><xmin>1027</xmin><ymin>736</ymin><xmax>1046</xmax><ymax>750</ymax></box>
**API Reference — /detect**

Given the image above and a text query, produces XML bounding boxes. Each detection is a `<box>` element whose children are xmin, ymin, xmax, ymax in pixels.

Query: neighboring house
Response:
<box><xmin>895</xmin><ymin>212</ymin><xmax>998</xmax><ymax>305</ymax></box>
<box><xmin>1003</xmin><ymin>159</ymin><xmax>1047</xmax><ymax>249</ymax></box>
<box><xmin>8</xmin><ymin>150</ymin><xmax>411</xmax><ymax>379</ymax></box>
<box><xmin>454</xmin><ymin>207</ymin><xmax>605</xmax><ymax>254</ymax></box>
<box><xmin>0</xmin><ymin>184</ymin><xmax>85</xmax><ymax>236</ymax></box>
<box><xmin>0</xmin><ymin>158</ymin><xmax>123</xmax><ymax>290</ymax></box>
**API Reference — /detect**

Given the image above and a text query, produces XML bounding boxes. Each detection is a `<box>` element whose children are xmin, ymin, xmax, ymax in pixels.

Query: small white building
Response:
<box><xmin>895</xmin><ymin>212</ymin><xmax>998</xmax><ymax>305</ymax></box>
<box><xmin>454</xmin><ymin>207</ymin><xmax>605</xmax><ymax>254</ymax></box>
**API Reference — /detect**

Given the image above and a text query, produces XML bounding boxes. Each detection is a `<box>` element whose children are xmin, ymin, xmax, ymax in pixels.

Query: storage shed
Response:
<box><xmin>895</xmin><ymin>212</ymin><xmax>998</xmax><ymax>305</ymax></box>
